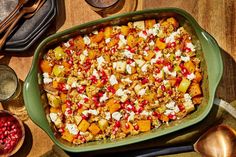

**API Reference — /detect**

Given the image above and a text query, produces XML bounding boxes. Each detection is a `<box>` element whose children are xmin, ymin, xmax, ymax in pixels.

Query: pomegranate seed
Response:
<box><xmin>125</xmin><ymin>123</ymin><xmax>130</xmax><ymax>129</ymax></box>
<box><xmin>77</xmin><ymin>85</ymin><xmax>86</xmax><ymax>93</ymax></box>
<box><xmin>97</xmin><ymin>92</ymin><xmax>104</xmax><ymax>97</ymax></box>
<box><xmin>184</xmin><ymin>47</ymin><xmax>191</xmax><ymax>52</ymax></box>
<box><xmin>155</xmin><ymin>78</ymin><xmax>162</xmax><ymax>83</ymax></box>
<box><xmin>115</xmin><ymin>121</ymin><xmax>121</xmax><ymax>127</ymax></box>
<box><xmin>161</xmin><ymin>85</ymin><xmax>166</xmax><ymax>91</ymax></box>
<box><xmin>137</xmin><ymin>107</ymin><xmax>144</xmax><ymax>113</ymax></box>
<box><xmin>152</xmin><ymin>111</ymin><xmax>158</xmax><ymax>117</ymax></box>
<box><xmin>124</xmin><ymin>113</ymin><xmax>129</xmax><ymax>120</ymax></box>
<box><xmin>77</xmin><ymin>103</ymin><xmax>82</xmax><ymax>109</ymax></box>
<box><xmin>167</xmin><ymin>90</ymin><xmax>173</xmax><ymax>95</ymax></box>
<box><xmin>182</xmin><ymin>68</ymin><xmax>189</xmax><ymax>76</ymax></box>
<box><xmin>178</xmin><ymin>104</ymin><xmax>185</xmax><ymax>111</ymax></box>
<box><xmin>92</xmin><ymin>96</ymin><xmax>99</xmax><ymax>103</ymax></box>
<box><xmin>167</xmin><ymin>64</ymin><xmax>173</xmax><ymax>71</ymax></box>
<box><xmin>81</xmin><ymin>137</ymin><xmax>86</xmax><ymax>143</ymax></box>
<box><xmin>67</xmin><ymin>109</ymin><xmax>72</xmax><ymax>115</ymax></box>
<box><xmin>107</xmin><ymin>86</ymin><xmax>116</xmax><ymax>94</ymax></box>
<box><xmin>84</xmin><ymin>97</ymin><xmax>89</xmax><ymax>102</ymax></box>
<box><xmin>82</xmin><ymin>114</ymin><xmax>88</xmax><ymax>120</ymax></box>
<box><xmin>65</xmin><ymin>100</ymin><xmax>72</xmax><ymax>107</ymax></box>
<box><xmin>175</xmin><ymin>77</ymin><xmax>182</xmax><ymax>85</ymax></box>
<box><xmin>147</xmin><ymin>116</ymin><xmax>152</xmax><ymax>120</ymax></box>
<box><xmin>134</xmin><ymin>125</ymin><xmax>139</xmax><ymax>130</ymax></box>
<box><xmin>168</xmin><ymin>114</ymin><xmax>176</xmax><ymax>120</ymax></box>
<box><xmin>179</xmin><ymin>63</ymin><xmax>185</xmax><ymax>68</ymax></box>
<box><xmin>154</xmin><ymin>47</ymin><xmax>159</xmax><ymax>52</ymax></box>
<box><xmin>155</xmin><ymin>68</ymin><xmax>160</xmax><ymax>73</ymax></box>
<box><xmin>149</xmin><ymin>34</ymin><xmax>154</xmax><ymax>40</ymax></box>
<box><xmin>141</xmin><ymin>78</ymin><xmax>149</xmax><ymax>84</ymax></box>
<box><xmin>126</xmin><ymin>59</ymin><xmax>134</xmax><ymax>64</ymax></box>
<box><xmin>160</xmin><ymin>38</ymin><xmax>165</xmax><ymax>42</ymax></box>
<box><xmin>95</xmin><ymin>102</ymin><xmax>101</xmax><ymax>108</ymax></box>
<box><xmin>170</xmin><ymin>42</ymin><xmax>176</xmax><ymax>47</ymax></box>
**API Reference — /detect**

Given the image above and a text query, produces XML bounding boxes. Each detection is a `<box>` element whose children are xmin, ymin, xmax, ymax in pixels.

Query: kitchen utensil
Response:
<box><xmin>0</xmin><ymin>0</ymin><xmax>42</xmax><ymax>49</ymax></box>
<box><xmin>0</xmin><ymin>0</ymin><xmax>28</xmax><ymax>29</ymax></box>
<box><xmin>136</xmin><ymin>125</ymin><xmax>236</xmax><ymax>157</ymax></box>
<box><xmin>23</xmin><ymin>8</ymin><xmax>223</xmax><ymax>152</ymax></box>
<box><xmin>0</xmin><ymin>0</ymin><xmax>46</xmax><ymax>35</ymax></box>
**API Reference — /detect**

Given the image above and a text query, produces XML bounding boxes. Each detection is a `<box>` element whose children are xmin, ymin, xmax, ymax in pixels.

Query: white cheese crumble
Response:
<box><xmin>83</xmin><ymin>35</ymin><xmax>90</xmax><ymax>45</ymax></box>
<box><xmin>149</xmin><ymin>40</ymin><xmax>155</xmax><ymax>46</ymax></box>
<box><xmin>138</xmin><ymin>88</ymin><xmax>146</xmax><ymax>96</ymax></box>
<box><xmin>116</xmin><ymin>88</ymin><xmax>125</xmax><ymax>96</ymax></box>
<box><xmin>100</xmin><ymin>93</ymin><xmax>108</xmax><ymax>102</ymax></box>
<box><xmin>141</xmin><ymin>64</ymin><xmax>148</xmax><ymax>72</ymax></box>
<box><xmin>163</xmin><ymin>66</ymin><xmax>177</xmax><ymax>77</ymax></box>
<box><xmin>130</xmin><ymin>62</ymin><xmax>135</xmax><ymax>67</ymax></box>
<box><xmin>150</xmin><ymin>51</ymin><xmax>162</xmax><ymax>65</ymax></box>
<box><xmin>127</xmin><ymin>111</ymin><xmax>135</xmax><ymax>122</ymax></box>
<box><xmin>164</xmin><ymin>109</ymin><xmax>175</xmax><ymax>116</ymax></box>
<box><xmin>97</xmin><ymin>56</ymin><xmax>105</xmax><ymax>69</ymax></box>
<box><xmin>71</xmin><ymin>82</ymin><xmax>79</xmax><ymax>88</ymax></box>
<box><xmin>64</xmin><ymin>41</ymin><xmax>70</xmax><ymax>47</ymax></box>
<box><xmin>43</xmin><ymin>72</ymin><xmax>52</xmax><ymax>84</ymax></box>
<box><xmin>109</xmin><ymin>75</ymin><xmax>118</xmax><ymax>85</ymax></box>
<box><xmin>175</xmin><ymin>50</ymin><xmax>182</xmax><ymax>56</ymax></box>
<box><xmin>166</xmin><ymin>101</ymin><xmax>176</xmax><ymax>109</ymax></box>
<box><xmin>147</xmin><ymin>23</ymin><xmax>160</xmax><ymax>36</ymax></box>
<box><xmin>105</xmin><ymin>38</ymin><xmax>111</xmax><ymax>43</ymax></box>
<box><xmin>112</xmin><ymin>112</ymin><xmax>122</xmax><ymax>121</ymax></box>
<box><xmin>83</xmin><ymin>49</ymin><xmax>88</xmax><ymax>56</ymax></box>
<box><xmin>49</xmin><ymin>113</ymin><xmax>58</xmax><ymax>123</ymax></box>
<box><xmin>165</xmin><ymin>31</ymin><xmax>179</xmax><ymax>43</ymax></box>
<box><xmin>121</xmin><ymin>78</ymin><xmax>132</xmax><ymax>84</ymax></box>
<box><xmin>143</xmin><ymin>51</ymin><xmax>148</xmax><ymax>56</ymax></box>
<box><xmin>134</xmin><ymin>59</ymin><xmax>145</xmax><ymax>67</ymax></box>
<box><xmin>118</xmin><ymin>34</ymin><xmax>127</xmax><ymax>48</ymax></box>
<box><xmin>113</xmin><ymin>62</ymin><xmax>117</xmax><ymax>69</ymax></box>
<box><xmin>187</xmin><ymin>73</ymin><xmax>196</xmax><ymax>80</ymax></box>
<box><xmin>186</xmin><ymin>42</ymin><xmax>196</xmax><ymax>51</ymax></box>
<box><xmin>105</xmin><ymin>112</ymin><xmax>111</xmax><ymax>120</ymax></box>
<box><xmin>123</xmin><ymin>49</ymin><xmax>133</xmax><ymax>59</ymax></box>
<box><xmin>140</xmin><ymin>110</ymin><xmax>151</xmax><ymax>116</ymax></box>
<box><xmin>184</xmin><ymin>93</ymin><xmax>192</xmax><ymax>102</ymax></box>
<box><xmin>138</xmin><ymin>31</ymin><xmax>147</xmax><ymax>39</ymax></box>
<box><xmin>92</xmin><ymin>69</ymin><xmax>100</xmax><ymax>79</ymax></box>
<box><xmin>66</xmin><ymin>124</ymin><xmax>78</xmax><ymax>135</ymax></box>
<box><xmin>92</xmin><ymin>30</ymin><xmax>98</xmax><ymax>34</ymax></box>
<box><xmin>126</xmin><ymin>64</ymin><xmax>132</xmax><ymax>74</ymax></box>
<box><xmin>82</xmin><ymin>109</ymin><xmax>99</xmax><ymax>116</ymax></box>
<box><xmin>80</xmin><ymin>54</ymin><xmax>86</xmax><ymax>64</ymax></box>
<box><xmin>181</xmin><ymin>56</ymin><xmax>190</xmax><ymax>62</ymax></box>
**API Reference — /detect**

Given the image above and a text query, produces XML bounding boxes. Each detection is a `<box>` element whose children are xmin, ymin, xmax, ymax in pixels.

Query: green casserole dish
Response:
<box><xmin>23</xmin><ymin>8</ymin><xmax>223</xmax><ymax>152</ymax></box>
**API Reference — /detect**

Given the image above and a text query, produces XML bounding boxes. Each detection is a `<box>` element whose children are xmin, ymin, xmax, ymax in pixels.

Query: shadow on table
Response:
<box><xmin>12</xmin><ymin>124</ymin><xmax>33</xmax><ymax>157</ymax></box>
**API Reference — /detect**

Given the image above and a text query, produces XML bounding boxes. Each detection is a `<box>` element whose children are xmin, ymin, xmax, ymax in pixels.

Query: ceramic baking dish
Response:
<box><xmin>23</xmin><ymin>8</ymin><xmax>223</xmax><ymax>152</ymax></box>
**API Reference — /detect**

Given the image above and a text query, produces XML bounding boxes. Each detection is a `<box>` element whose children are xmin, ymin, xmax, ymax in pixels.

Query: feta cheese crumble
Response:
<box><xmin>83</xmin><ymin>35</ymin><xmax>90</xmax><ymax>45</ymax></box>
<box><xmin>112</xmin><ymin>112</ymin><xmax>122</xmax><ymax>121</ymax></box>
<box><xmin>66</xmin><ymin>124</ymin><xmax>78</xmax><ymax>135</ymax></box>
<box><xmin>109</xmin><ymin>75</ymin><xmax>118</xmax><ymax>85</ymax></box>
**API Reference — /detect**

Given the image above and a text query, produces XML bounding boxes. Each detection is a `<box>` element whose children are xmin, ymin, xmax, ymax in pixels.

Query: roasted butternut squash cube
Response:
<box><xmin>74</xmin><ymin>36</ymin><xmax>85</xmax><ymax>50</ymax></box>
<box><xmin>78</xmin><ymin>120</ymin><xmax>90</xmax><ymax>132</ymax></box>
<box><xmin>121</xmin><ymin>25</ymin><xmax>129</xmax><ymax>36</ymax></box>
<box><xmin>50</xmin><ymin>107</ymin><xmax>60</xmax><ymax>113</ymax></box>
<box><xmin>194</xmin><ymin>71</ymin><xmax>202</xmax><ymax>83</ymax></box>
<box><xmin>184</xmin><ymin>61</ymin><xmax>195</xmax><ymax>73</ymax></box>
<box><xmin>98</xmin><ymin>119</ymin><xmax>109</xmax><ymax>131</ymax></box>
<box><xmin>133</xmin><ymin>21</ymin><xmax>145</xmax><ymax>30</ymax></box>
<box><xmin>142</xmin><ymin>93</ymin><xmax>155</xmax><ymax>103</ymax></box>
<box><xmin>160</xmin><ymin>114</ymin><xmax>169</xmax><ymax>122</ymax></box>
<box><xmin>192</xmin><ymin>96</ymin><xmax>203</xmax><ymax>105</ymax></box>
<box><xmin>137</xmin><ymin>120</ymin><xmax>151</xmax><ymax>132</ymax></box>
<box><xmin>40</xmin><ymin>60</ymin><xmax>52</xmax><ymax>73</ymax></box>
<box><xmin>91</xmin><ymin>31</ymin><xmax>104</xmax><ymax>43</ymax></box>
<box><xmin>88</xmin><ymin>123</ymin><xmax>101</xmax><ymax>135</ymax></box>
<box><xmin>121</xmin><ymin>121</ymin><xmax>134</xmax><ymax>134</ymax></box>
<box><xmin>167</xmin><ymin>17</ymin><xmax>179</xmax><ymax>29</ymax></box>
<box><xmin>127</xmin><ymin>34</ymin><xmax>137</xmax><ymax>47</ymax></box>
<box><xmin>145</xmin><ymin>19</ymin><xmax>156</xmax><ymax>29</ymax></box>
<box><xmin>143</xmin><ymin>51</ymin><xmax>155</xmax><ymax>61</ymax></box>
<box><xmin>188</xmin><ymin>83</ymin><xmax>202</xmax><ymax>97</ymax></box>
<box><xmin>104</xmin><ymin>26</ymin><xmax>112</xmax><ymax>38</ymax></box>
<box><xmin>178</xmin><ymin>78</ymin><xmax>191</xmax><ymax>93</ymax></box>
<box><xmin>155</xmin><ymin>39</ymin><xmax>166</xmax><ymax>50</ymax></box>
<box><xmin>107</xmin><ymin>38</ymin><xmax>119</xmax><ymax>48</ymax></box>
<box><xmin>106</xmin><ymin>99</ymin><xmax>120</xmax><ymax>113</ymax></box>
<box><xmin>62</xmin><ymin>130</ymin><xmax>74</xmax><ymax>142</ymax></box>
<box><xmin>88</xmin><ymin>50</ymin><xmax>97</xmax><ymax>59</ymax></box>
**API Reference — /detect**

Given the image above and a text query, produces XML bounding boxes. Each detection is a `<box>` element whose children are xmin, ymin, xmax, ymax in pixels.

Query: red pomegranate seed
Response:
<box><xmin>147</xmin><ymin>116</ymin><xmax>152</xmax><ymax>120</ymax></box>
<box><xmin>167</xmin><ymin>64</ymin><xmax>173</xmax><ymax>71</ymax></box>
<box><xmin>167</xmin><ymin>90</ymin><xmax>173</xmax><ymax>95</ymax></box>
<box><xmin>134</xmin><ymin>125</ymin><xmax>139</xmax><ymax>131</ymax></box>
<box><xmin>125</xmin><ymin>123</ymin><xmax>130</xmax><ymax>129</ymax></box>
<box><xmin>82</xmin><ymin>114</ymin><xmax>88</xmax><ymax>120</ymax></box>
<box><xmin>77</xmin><ymin>85</ymin><xmax>86</xmax><ymax>93</ymax></box>
<box><xmin>65</xmin><ymin>100</ymin><xmax>72</xmax><ymax>107</ymax></box>
<box><xmin>178</xmin><ymin>104</ymin><xmax>185</xmax><ymax>111</ymax></box>
<box><xmin>154</xmin><ymin>47</ymin><xmax>159</xmax><ymax>52</ymax></box>
<box><xmin>81</xmin><ymin>137</ymin><xmax>86</xmax><ymax>143</ymax></box>
<box><xmin>155</xmin><ymin>68</ymin><xmax>160</xmax><ymax>73</ymax></box>
<box><xmin>152</xmin><ymin>111</ymin><xmax>158</xmax><ymax>117</ymax></box>
<box><xmin>168</xmin><ymin>114</ymin><xmax>176</xmax><ymax>120</ymax></box>
<box><xmin>107</xmin><ymin>86</ymin><xmax>116</xmax><ymax>94</ymax></box>
<box><xmin>141</xmin><ymin>78</ymin><xmax>149</xmax><ymax>84</ymax></box>
<box><xmin>124</xmin><ymin>113</ymin><xmax>129</xmax><ymax>120</ymax></box>
<box><xmin>84</xmin><ymin>97</ymin><xmax>89</xmax><ymax>103</ymax></box>
<box><xmin>161</xmin><ymin>85</ymin><xmax>166</xmax><ymax>91</ymax></box>
<box><xmin>137</xmin><ymin>107</ymin><xmax>144</xmax><ymax>113</ymax></box>
<box><xmin>115</xmin><ymin>121</ymin><xmax>121</xmax><ymax>127</ymax></box>
<box><xmin>77</xmin><ymin>103</ymin><xmax>82</xmax><ymax>109</ymax></box>
<box><xmin>155</xmin><ymin>78</ymin><xmax>162</xmax><ymax>83</ymax></box>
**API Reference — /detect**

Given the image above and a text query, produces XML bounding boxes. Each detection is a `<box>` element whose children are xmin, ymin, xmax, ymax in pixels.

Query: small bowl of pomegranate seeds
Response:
<box><xmin>0</xmin><ymin>110</ymin><xmax>25</xmax><ymax>156</ymax></box>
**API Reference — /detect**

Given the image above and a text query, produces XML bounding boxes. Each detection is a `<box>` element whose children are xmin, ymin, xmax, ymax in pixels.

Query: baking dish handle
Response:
<box><xmin>23</xmin><ymin>72</ymin><xmax>52</xmax><ymax>133</ymax></box>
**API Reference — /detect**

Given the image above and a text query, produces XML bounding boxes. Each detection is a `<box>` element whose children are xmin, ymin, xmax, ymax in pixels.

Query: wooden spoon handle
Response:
<box><xmin>0</xmin><ymin>11</ymin><xmax>25</xmax><ymax>50</ymax></box>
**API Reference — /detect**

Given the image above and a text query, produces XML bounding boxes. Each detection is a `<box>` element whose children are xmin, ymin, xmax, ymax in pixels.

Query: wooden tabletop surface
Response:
<box><xmin>0</xmin><ymin>0</ymin><xmax>235</xmax><ymax>156</ymax></box>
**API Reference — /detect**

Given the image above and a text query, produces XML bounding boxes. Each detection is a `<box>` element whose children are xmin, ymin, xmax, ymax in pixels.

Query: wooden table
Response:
<box><xmin>0</xmin><ymin>0</ymin><xmax>235</xmax><ymax>156</ymax></box>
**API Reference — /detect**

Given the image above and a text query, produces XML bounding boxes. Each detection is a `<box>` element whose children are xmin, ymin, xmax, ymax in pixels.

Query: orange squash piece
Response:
<box><xmin>145</xmin><ymin>19</ymin><xmax>156</xmax><ymax>29</ymax></box>
<box><xmin>106</xmin><ymin>99</ymin><xmax>120</xmax><ymax>113</ymax></box>
<box><xmin>78</xmin><ymin>120</ymin><xmax>90</xmax><ymax>132</ymax></box>
<box><xmin>40</xmin><ymin>60</ymin><xmax>52</xmax><ymax>73</ymax></box>
<box><xmin>137</xmin><ymin>120</ymin><xmax>151</xmax><ymax>132</ymax></box>
<box><xmin>88</xmin><ymin>123</ymin><xmax>101</xmax><ymax>135</ymax></box>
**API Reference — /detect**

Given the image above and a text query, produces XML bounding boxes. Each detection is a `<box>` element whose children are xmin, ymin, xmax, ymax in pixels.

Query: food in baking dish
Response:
<box><xmin>40</xmin><ymin>17</ymin><xmax>203</xmax><ymax>144</ymax></box>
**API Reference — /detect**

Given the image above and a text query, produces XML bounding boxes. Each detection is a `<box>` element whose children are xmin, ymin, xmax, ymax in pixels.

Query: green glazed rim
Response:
<box><xmin>23</xmin><ymin>8</ymin><xmax>223</xmax><ymax>152</ymax></box>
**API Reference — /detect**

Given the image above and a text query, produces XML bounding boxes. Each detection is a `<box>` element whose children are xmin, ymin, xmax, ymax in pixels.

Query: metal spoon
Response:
<box><xmin>136</xmin><ymin>125</ymin><xmax>236</xmax><ymax>157</ymax></box>
<box><xmin>0</xmin><ymin>0</ymin><xmax>28</xmax><ymax>29</ymax></box>
<box><xmin>0</xmin><ymin>0</ymin><xmax>42</xmax><ymax>50</ymax></box>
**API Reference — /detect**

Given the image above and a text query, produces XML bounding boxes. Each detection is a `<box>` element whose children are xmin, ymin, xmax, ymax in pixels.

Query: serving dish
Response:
<box><xmin>23</xmin><ymin>8</ymin><xmax>223</xmax><ymax>152</ymax></box>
